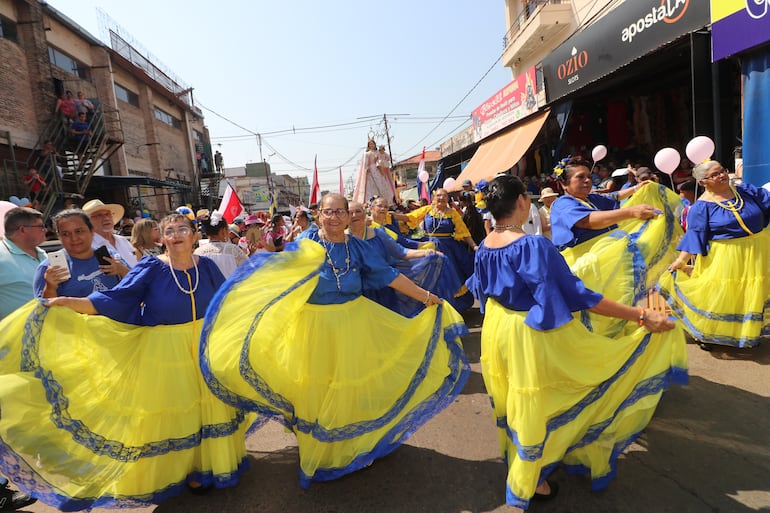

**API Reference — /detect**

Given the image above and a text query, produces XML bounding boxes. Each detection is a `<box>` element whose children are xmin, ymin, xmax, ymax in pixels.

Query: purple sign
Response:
<box><xmin>712</xmin><ymin>1</ymin><xmax>770</xmax><ymax>61</ymax></box>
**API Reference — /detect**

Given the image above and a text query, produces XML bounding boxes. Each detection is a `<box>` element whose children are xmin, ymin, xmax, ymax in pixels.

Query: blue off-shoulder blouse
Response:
<box><xmin>466</xmin><ymin>235</ymin><xmax>603</xmax><ymax>331</ymax></box>
<box><xmin>88</xmin><ymin>255</ymin><xmax>225</xmax><ymax>326</ymax></box>
<box><xmin>304</xmin><ymin>231</ymin><xmax>398</xmax><ymax>304</ymax></box>
<box><xmin>678</xmin><ymin>183</ymin><xmax>770</xmax><ymax>256</ymax></box>
<box><xmin>551</xmin><ymin>193</ymin><xmax>620</xmax><ymax>250</ymax></box>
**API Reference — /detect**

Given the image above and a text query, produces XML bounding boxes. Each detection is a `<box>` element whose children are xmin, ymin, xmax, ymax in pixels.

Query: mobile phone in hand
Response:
<box><xmin>94</xmin><ymin>245</ymin><xmax>111</xmax><ymax>266</ymax></box>
<box><xmin>48</xmin><ymin>249</ymin><xmax>71</xmax><ymax>280</ymax></box>
<box><xmin>274</xmin><ymin>236</ymin><xmax>283</xmax><ymax>246</ymax></box>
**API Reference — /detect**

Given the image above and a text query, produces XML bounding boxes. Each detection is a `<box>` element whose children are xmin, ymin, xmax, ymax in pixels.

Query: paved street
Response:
<box><xmin>22</xmin><ymin>308</ymin><xmax>770</xmax><ymax>513</ymax></box>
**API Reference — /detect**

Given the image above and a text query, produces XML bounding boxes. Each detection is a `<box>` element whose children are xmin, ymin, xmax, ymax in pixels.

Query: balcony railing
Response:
<box><xmin>503</xmin><ymin>0</ymin><xmax>568</xmax><ymax>48</ymax></box>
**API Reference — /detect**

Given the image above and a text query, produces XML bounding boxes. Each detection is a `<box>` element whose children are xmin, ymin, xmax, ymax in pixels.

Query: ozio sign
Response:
<box><xmin>556</xmin><ymin>48</ymin><xmax>589</xmax><ymax>82</ymax></box>
<box><xmin>542</xmin><ymin>0</ymin><xmax>707</xmax><ymax>101</ymax></box>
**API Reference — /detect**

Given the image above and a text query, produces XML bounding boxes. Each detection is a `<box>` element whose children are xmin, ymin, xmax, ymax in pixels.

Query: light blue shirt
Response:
<box><xmin>0</xmin><ymin>238</ymin><xmax>47</xmax><ymax>319</ymax></box>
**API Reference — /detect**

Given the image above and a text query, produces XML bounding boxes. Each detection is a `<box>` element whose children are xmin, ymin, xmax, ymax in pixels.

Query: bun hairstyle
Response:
<box><xmin>553</xmin><ymin>156</ymin><xmax>593</xmax><ymax>183</ymax></box>
<box><xmin>486</xmin><ymin>175</ymin><xmax>526</xmax><ymax>221</ymax></box>
<box><xmin>202</xmin><ymin>211</ymin><xmax>226</xmax><ymax>236</ymax></box>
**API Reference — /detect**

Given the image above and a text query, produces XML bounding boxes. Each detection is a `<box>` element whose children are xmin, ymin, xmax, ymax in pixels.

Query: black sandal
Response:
<box><xmin>532</xmin><ymin>480</ymin><xmax>559</xmax><ymax>501</ymax></box>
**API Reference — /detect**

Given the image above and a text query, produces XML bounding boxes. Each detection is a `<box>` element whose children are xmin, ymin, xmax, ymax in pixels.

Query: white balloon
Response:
<box><xmin>685</xmin><ymin>136</ymin><xmax>715</xmax><ymax>164</ymax></box>
<box><xmin>591</xmin><ymin>144</ymin><xmax>608</xmax><ymax>162</ymax></box>
<box><xmin>418</xmin><ymin>170</ymin><xmax>429</xmax><ymax>183</ymax></box>
<box><xmin>443</xmin><ymin>178</ymin><xmax>456</xmax><ymax>190</ymax></box>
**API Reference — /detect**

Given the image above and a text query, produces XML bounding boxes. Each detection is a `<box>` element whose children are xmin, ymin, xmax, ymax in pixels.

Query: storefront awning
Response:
<box><xmin>451</xmin><ymin>110</ymin><xmax>549</xmax><ymax>190</ymax></box>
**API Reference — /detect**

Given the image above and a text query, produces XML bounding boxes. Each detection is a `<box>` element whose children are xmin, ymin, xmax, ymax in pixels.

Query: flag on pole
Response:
<box><xmin>417</xmin><ymin>147</ymin><xmax>430</xmax><ymax>202</ymax></box>
<box><xmin>339</xmin><ymin>167</ymin><xmax>344</xmax><ymax>195</ymax></box>
<box><xmin>309</xmin><ymin>155</ymin><xmax>320</xmax><ymax>205</ymax></box>
<box><xmin>268</xmin><ymin>188</ymin><xmax>278</xmax><ymax>216</ymax></box>
<box><xmin>218</xmin><ymin>182</ymin><xmax>244</xmax><ymax>223</ymax></box>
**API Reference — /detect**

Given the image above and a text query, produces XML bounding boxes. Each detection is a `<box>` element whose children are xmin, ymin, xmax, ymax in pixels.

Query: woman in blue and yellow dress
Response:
<box><xmin>0</xmin><ymin>213</ymin><xmax>255</xmax><ymax>510</ymax></box>
<box><xmin>659</xmin><ymin>160</ymin><xmax>770</xmax><ymax>348</ymax></box>
<box><xmin>468</xmin><ymin>175</ymin><xmax>687</xmax><ymax>510</ymax></box>
<box><xmin>550</xmin><ymin>157</ymin><xmax>683</xmax><ymax>337</ymax></box>
<box><xmin>347</xmin><ymin>201</ymin><xmax>461</xmax><ymax>318</ymax></box>
<box><xmin>390</xmin><ymin>188</ymin><xmax>477</xmax><ymax>312</ymax></box>
<box><xmin>200</xmin><ymin>193</ymin><xmax>469</xmax><ymax>488</ymax></box>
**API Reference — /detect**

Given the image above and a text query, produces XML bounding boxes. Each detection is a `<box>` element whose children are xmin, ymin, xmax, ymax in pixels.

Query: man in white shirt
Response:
<box><xmin>82</xmin><ymin>199</ymin><xmax>138</xmax><ymax>267</ymax></box>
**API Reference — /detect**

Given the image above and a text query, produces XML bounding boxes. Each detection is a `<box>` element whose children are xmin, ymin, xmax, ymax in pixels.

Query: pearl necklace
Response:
<box><xmin>167</xmin><ymin>254</ymin><xmax>199</xmax><ymax>295</ymax></box>
<box><xmin>320</xmin><ymin>234</ymin><xmax>351</xmax><ymax>291</ymax></box>
<box><xmin>428</xmin><ymin>208</ymin><xmax>448</xmax><ymax>236</ymax></box>
<box><xmin>493</xmin><ymin>223</ymin><xmax>523</xmax><ymax>232</ymax></box>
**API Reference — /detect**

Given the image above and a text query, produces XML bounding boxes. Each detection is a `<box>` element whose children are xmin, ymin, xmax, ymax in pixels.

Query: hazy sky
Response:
<box><xmin>46</xmin><ymin>0</ymin><xmax>513</xmax><ymax>191</ymax></box>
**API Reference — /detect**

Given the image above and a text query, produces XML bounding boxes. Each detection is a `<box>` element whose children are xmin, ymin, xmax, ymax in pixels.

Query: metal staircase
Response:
<box><xmin>23</xmin><ymin>99</ymin><xmax>124</xmax><ymax>220</ymax></box>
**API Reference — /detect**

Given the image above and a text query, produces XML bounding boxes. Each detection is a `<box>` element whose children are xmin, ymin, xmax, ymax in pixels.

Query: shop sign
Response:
<box><xmin>542</xmin><ymin>0</ymin><xmax>709</xmax><ymax>101</ymax></box>
<box><xmin>711</xmin><ymin>0</ymin><xmax>770</xmax><ymax>61</ymax></box>
<box><xmin>470</xmin><ymin>67</ymin><xmax>539</xmax><ymax>143</ymax></box>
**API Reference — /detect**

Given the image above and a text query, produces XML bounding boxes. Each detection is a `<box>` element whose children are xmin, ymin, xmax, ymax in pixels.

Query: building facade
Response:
<box><xmin>0</xmin><ymin>0</ymin><xmax>217</xmax><ymax>220</ymax></box>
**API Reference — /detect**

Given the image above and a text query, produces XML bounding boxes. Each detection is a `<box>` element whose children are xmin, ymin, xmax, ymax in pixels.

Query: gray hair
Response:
<box><xmin>692</xmin><ymin>160</ymin><xmax>721</xmax><ymax>182</ymax></box>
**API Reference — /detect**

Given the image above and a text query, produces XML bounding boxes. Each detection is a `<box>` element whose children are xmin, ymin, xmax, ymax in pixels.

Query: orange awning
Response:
<box><xmin>451</xmin><ymin>110</ymin><xmax>549</xmax><ymax>190</ymax></box>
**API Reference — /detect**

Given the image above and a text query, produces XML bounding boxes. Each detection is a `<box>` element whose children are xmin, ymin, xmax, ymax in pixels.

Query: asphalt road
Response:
<box><xmin>20</xmin><ymin>308</ymin><xmax>770</xmax><ymax>513</ymax></box>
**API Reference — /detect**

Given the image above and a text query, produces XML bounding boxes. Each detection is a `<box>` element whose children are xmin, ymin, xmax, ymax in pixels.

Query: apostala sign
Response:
<box><xmin>542</xmin><ymin>0</ymin><xmax>709</xmax><ymax>102</ymax></box>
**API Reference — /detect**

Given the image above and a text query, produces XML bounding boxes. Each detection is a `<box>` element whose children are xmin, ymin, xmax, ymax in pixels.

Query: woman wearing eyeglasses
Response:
<box><xmin>347</xmin><ymin>200</ymin><xmax>461</xmax><ymax>318</ymax></box>
<box><xmin>550</xmin><ymin>157</ymin><xmax>683</xmax><ymax>337</ymax></box>
<box><xmin>0</xmin><ymin>212</ymin><xmax>255</xmax><ymax>509</ymax></box>
<box><xmin>200</xmin><ymin>193</ymin><xmax>469</xmax><ymax>489</ymax></box>
<box><xmin>659</xmin><ymin>160</ymin><xmax>770</xmax><ymax>349</ymax></box>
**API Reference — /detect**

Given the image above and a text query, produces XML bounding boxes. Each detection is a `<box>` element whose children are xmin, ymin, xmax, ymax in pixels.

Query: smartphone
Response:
<box><xmin>48</xmin><ymin>249</ymin><xmax>71</xmax><ymax>280</ymax></box>
<box><xmin>274</xmin><ymin>236</ymin><xmax>283</xmax><ymax>246</ymax></box>
<box><xmin>94</xmin><ymin>245</ymin><xmax>111</xmax><ymax>266</ymax></box>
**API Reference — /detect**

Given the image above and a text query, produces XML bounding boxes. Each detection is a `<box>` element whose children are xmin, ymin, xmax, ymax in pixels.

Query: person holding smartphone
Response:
<box><xmin>33</xmin><ymin>209</ymin><xmax>127</xmax><ymax>298</ymax></box>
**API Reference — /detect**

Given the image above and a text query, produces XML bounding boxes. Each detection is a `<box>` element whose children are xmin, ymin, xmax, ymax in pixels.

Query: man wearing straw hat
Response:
<box><xmin>538</xmin><ymin>187</ymin><xmax>559</xmax><ymax>239</ymax></box>
<box><xmin>83</xmin><ymin>199</ymin><xmax>137</xmax><ymax>268</ymax></box>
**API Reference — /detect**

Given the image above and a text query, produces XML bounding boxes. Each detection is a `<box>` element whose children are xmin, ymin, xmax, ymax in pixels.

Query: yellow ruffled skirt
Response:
<box><xmin>0</xmin><ymin>303</ymin><xmax>256</xmax><ymax>511</ymax></box>
<box><xmin>658</xmin><ymin>228</ymin><xmax>770</xmax><ymax>347</ymax></box>
<box><xmin>480</xmin><ymin>299</ymin><xmax>687</xmax><ymax>510</ymax></box>
<box><xmin>200</xmin><ymin>239</ymin><xmax>470</xmax><ymax>487</ymax></box>
<box><xmin>560</xmin><ymin>184</ymin><xmax>683</xmax><ymax>337</ymax></box>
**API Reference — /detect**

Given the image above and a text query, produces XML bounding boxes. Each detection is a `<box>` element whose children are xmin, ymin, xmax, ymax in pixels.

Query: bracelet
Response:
<box><xmin>423</xmin><ymin>290</ymin><xmax>431</xmax><ymax>305</ymax></box>
<box><xmin>638</xmin><ymin>307</ymin><xmax>646</xmax><ymax>326</ymax></box>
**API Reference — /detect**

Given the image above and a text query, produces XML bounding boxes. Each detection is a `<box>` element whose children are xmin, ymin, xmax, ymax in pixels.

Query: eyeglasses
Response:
<box><xmin>320</xmin><ymin>208</ymin><xmax>348</xmax><ymax>218</ymax></box>
<box><xmin>22</xmin><ymin>224</ymin><xmax>46</xmax><ymax>231</ymax></box>
<box><xmin>704</xmin><ymin>168</ymin><xmax>727</xmax><ymax>180</ymax></box>
<box><xmin>163</xmin><ymin>226</ymin><xmax>192</xmax><ymax>237</ymax></box>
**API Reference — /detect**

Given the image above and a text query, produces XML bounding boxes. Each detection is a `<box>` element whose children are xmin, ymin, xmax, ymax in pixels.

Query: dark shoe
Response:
<box><xmin>698</xmin><ymin>342</ymin><xmax>713</xmax><ymax>352</ymax></box>
<box><xmin>187</xmin><ymin>483</ymin><xmax>214</xmax><ymax>496</ymax></box>
<box><xmin>532</xmin><ymin>480</ymin><xmax>559</xmax><ymax>502</ymax></box>
<box><xmin>0</xmin><ymin>486</ymin><xmax>37</xmax><ymax>510</ymax></box>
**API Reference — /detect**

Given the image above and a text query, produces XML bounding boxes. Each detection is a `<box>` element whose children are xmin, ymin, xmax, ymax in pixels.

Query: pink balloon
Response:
<box><xmin>654</xmin><ymin>147</ymin><xmax>681</xmax><ymax>175</ymax></box>
<box><xmin>591</xmin><ymin>144</ymin><xmax>608</xmax><ymax>162</ymax></box>
<box><xmin>418</xmin><ymin>170</ymin><xmax>429</xmax><ymax>183</ymax></box>
<box><xmin>686</xmin><ymin>136</ymin><xmax>715</xmax><ymax>164</ymax></box>
<box><xmin>443</xmin><ymin>178</ymin><xmax>456</xmax><ymax>190</ymax></box>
